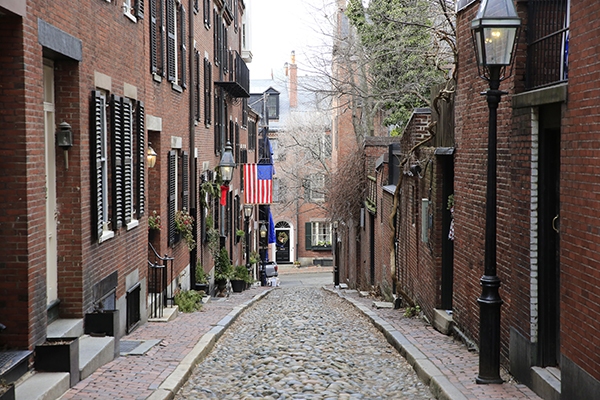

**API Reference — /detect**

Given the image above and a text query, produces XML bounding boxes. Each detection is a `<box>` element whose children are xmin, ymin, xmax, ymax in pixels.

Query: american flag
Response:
<box><xmin>244</xmin><ymin>164</ymin><xmax>273</xmax><ymax>204</ymax></box>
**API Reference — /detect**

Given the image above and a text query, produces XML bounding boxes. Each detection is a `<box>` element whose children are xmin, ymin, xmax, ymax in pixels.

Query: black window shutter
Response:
<box><xmin>203</xmin><ymin>0</ymin><xmax>210</xmax><ymax>27</ymax></box>
<box><xmin>166</xmin><ymin>0</ymin><xmax>176</xmax><ymax>82</ymax></box>
<box><xmin>91</xmin><ymin>91</ymin><xmax>104</xmax><ymax>240</ymax></box>
<box><xmin>208</xmin><ymin>62</ymin><xmax>212</xmax><ymax>124</ymax></box>
<box><xmin>203</xmin><ymin>57</ymin><xmax>209</xmax><ymax>125</ymax></box>
<box><xmin>305</xmin><ymin>222</ymin><xmax>312</xmax><ymax>250</ymax></box>
<box><xmin>135</xmin><ymin>0</ymin><xmax>144</xmax><ymax>19</ymax></box>
<box><xmin>150</xmin><ymin>0</ymin><xmax>158</xmax><ymax>73</ymax></box>
<box><xmin>182</xmin><ymin>151</ymin><xmax>189</xmax><ymax>211</ymax></box>
<box><xmin>159</xmin><ymin>0</ymin><xmax>165</xmax><ymax>77</ymax></box>
<box><xmin>179</xmin><ymin>3</ymin><xmax>187</xmax><ymax>89</ymax></box>
<box><xmin>195</xmin><ymin>50</ymin><xmax>201</xmax><ymax>121</ymax></box>
<box><xmin>235</xmin><ymin>122</ymin><xmax>239</xmax><ymax>162</ymax></box>
<box><xmin>136</xmin><ymin>101</ymin><xmax>146</xmax><ymax>219</ymax></box>
<box><xmin>111</xmin><ymin>95</ymin><xmax>124</xmax><ymax>230</ymax></box>
<box><xmin>122</xmin><ymin>98</ymin><xmax>133</xmax><ymax>224</ymax></box>
<box><xmin>168</xmin><ymin>150</ymin><xmax>177</xmax><ymax>245</ymax></box>
<box><xmin>213</xmin><ymin>9</ymin><xmax>218</xmax><ymax>65</ymax></box>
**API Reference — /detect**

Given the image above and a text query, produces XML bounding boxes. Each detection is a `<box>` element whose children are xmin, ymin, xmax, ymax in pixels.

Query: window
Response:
<box><xmin>168</xmin><ymin>149</ymin><xmax>189</xmax><ymax>246</ymax></box>
<box><xmin>242</xmin><ymin>98</ymin><xmax>248</xmax><ymax>128</ymax></box>
<box><xmin>204</xmin><ymin>57</ymin><xmax>212</xmax><ymax>126</ymax></box>
<box><xmin>266</xmin><ymin>93</ymin><xmax>279</xmax><ymax>119</ymax></box>
<box><xmin>150</xmin><ymin>0</ymin><xmax>165</xmax><ymax>77</ymax></box>
<box><xmin>305</xmin><ymin>222</ymin><xmax>332</xmax><ymax>250</ymax></box>
<box><xmin>248</xmin><ymin>118</ymin><xmax>256</xmax><ymax>151</ymax></box>
<box><xmin>306</xmin><ymin>174</ymin><xmax>325</xmax><ymax>202</ymax></box>
<box><xmin>91</xmin><ymin>91</ymin><xmax>146</xmax><ymax>242</ymax></box>
<box><xmin>123</xmin><ymin>0</ymin><xmax>144</xmax><ymax>22</ymax></box>
<box><xmin>203</xmin><ymin>0</ymin><xmax>210</xmax><ymax>28</ymax></box>
<box><xmin>166</xmin><ymin>0</ymin><xmax>186</xmax><ymax>89</ymax></box>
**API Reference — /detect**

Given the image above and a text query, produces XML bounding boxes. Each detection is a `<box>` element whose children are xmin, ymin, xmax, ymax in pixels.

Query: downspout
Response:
<box><xmin>189</xmin><ymin>0</ymin><xmax>197</xmax><ymax>289</ymax></box>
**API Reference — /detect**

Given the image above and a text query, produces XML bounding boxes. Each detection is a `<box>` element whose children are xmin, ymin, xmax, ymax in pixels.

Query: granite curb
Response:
<box><xmin>147</xmin><ymin>288</ymin><xmax>274</xmax><ymax>400</ymax></box>
<box><xmin>323</xmin><ymin>286</ymin><xmax>469</xmax><ymax>400</ymax></box>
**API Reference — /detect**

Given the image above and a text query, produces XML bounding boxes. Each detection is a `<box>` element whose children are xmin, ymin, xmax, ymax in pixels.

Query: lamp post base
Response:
<box><xmin>477</xmin><ymin>274</ymin><xmax>503</xmax><ymax>384</ymax></box>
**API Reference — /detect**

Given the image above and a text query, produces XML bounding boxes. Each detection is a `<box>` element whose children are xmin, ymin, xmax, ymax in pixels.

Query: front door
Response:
<box><xmin>538</xmin><ymin>103</ymin><xmax>561</xmax><ymax>367</ymax></box>
<box><xmin>275</xmin><ymin>229</ymin><xmax>290</xmax><ymax>263</ymax></box>
<box><xmin>44</xmin><ymin>60</ymin><xmax>58</xmax><ymax>306</ymax></box>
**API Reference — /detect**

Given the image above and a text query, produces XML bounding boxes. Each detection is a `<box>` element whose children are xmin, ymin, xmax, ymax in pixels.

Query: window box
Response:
<box><xmin>312</xmin><ymin>245</ymin><xmax>332</xmax><ymax>251</ymax></box>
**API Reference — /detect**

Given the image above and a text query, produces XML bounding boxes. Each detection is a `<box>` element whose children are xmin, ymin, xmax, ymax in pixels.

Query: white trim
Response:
<box><xmin>530</xmin><ymin>108</ymin><xmax>540</xmax><ymax>343</ymax></box>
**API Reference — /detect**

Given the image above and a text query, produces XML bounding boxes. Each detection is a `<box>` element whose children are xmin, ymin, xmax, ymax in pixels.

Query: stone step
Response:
<box><xmin>531</xmin><ymin>366</ymin><xmax>561</xmax><ymax>400</ymax></box>
<box><xmin>47</xmin><ymin>318</ymin><xmax>83</xmax><ymax>339</ymax></box>
<box><xmin>15</xmin><ymin>372</ymin><xmax>69</xmax><ymax>400</ymax></box>
<box><xmin>148</xmin><ymin>305</ymin><xmax>179</xmax><ymax>323</ymax></box>
<box><xmin>79</xmin><ymin>335</ymin><xmax>115</xmax><ymax>380</ymax></box>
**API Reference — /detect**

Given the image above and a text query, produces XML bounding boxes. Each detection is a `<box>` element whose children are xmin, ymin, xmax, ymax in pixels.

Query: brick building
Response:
<box><xmin>453</xmin><ymin>0</ymin><xmax>600</xmax><ymax>398</ymax></box>
<box><xmin>0</xmin><ymin>0</ymin><xmax>255</xmax><ymax>392</ymax></box>
<box><xmin>250</xmin><ymin>53</ymin><xmax>333</xmax><ymax>267</ymax></box>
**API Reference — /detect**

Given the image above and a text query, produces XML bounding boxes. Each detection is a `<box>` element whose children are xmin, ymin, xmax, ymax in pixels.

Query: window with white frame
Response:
<box><xmin>307</xmin><ymin>174</ymin><xmax>325</xmax><ymax>202</ymax></box>
<box><xmin>123</xmin><ymin>0</ymin><xmax>144</xmax><ymax>22</ymax></box>
<box><xmin>91</xmin><ymin>91</ymin><xmax>146</xmax><ymax>242</ymax></box>
<box><xmin>305</xmin><ymin>221</ymin><xmax>331</xmax><ymax>249</ymax></box>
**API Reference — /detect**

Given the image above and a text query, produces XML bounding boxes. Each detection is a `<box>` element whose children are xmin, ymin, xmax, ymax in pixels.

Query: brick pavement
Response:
<box><xmin>60</xmin><ymin>286</ymin><xmax>271</xmax><ymax>400</ymax></box>
<box><xmin>327</xmin><ymin>287</ymin><xmax>542</xmax><ymax>400</ymax></box>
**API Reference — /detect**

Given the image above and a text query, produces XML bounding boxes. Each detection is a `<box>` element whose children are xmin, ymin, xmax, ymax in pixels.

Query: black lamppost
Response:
<box><xmin>244</xmin><ymin>204</ymin><xmax>253</xmax><ymax>276</ymax></box>
<box><xmin>470</xmin><ymin>0</ymin><xmax>520</xmax><ymax>384</ymax></box>
<box><xmin>218</xmin><ymin>141</ymin><xmax>236</xmax><ymax>244</ymax></box>
<box><xmin>260</xmin><ymin>223</ymin><xmax>268</xmax><ymax>286</ymax></box>
<box><xmin>333</xmin><ymin>221</ymin><xmax>339</xmax><ymax>287</ymax></box>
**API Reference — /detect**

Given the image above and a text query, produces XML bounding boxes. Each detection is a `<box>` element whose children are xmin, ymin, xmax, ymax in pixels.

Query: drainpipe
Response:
<box><xmin>189</xmin><ymin>0</ymin><xmax>197</xmax><ymax>290</ymax></box>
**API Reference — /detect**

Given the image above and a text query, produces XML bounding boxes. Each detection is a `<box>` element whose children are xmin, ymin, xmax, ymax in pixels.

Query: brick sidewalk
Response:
<box><xmin>328</xmin><ymin>286</ymin><xmax>541</xmax><ymax>400</ymax></box>
<box><xmin>277</xmin><ymin>264</ymin><xmax>333</xmax><ymax>274</ymax></box>
<box><xmin>60</xmin><ymin>286</ymin><xmax>271</xmax><ymax>400</ymax></box>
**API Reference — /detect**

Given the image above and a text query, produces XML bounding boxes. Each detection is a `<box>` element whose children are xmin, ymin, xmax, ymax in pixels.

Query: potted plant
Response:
<box><xmin>214</xmin><ymin>247</ymin><xmax>233</xmax><ymax>296</ymax></box>
<box><xmin>195</xmin><ymin>263</ymin><xmax>210</xmax><ymax>293</ymax></box>
<box><xmin>231</xmin><ymin>265</ymin><xmax>250</xmax><ymax>293</ymax></box>
<box><xmin>34</xmin><ymin>337</ymin><xmax>80</xmax><ymax>387</ymax></box>
<box><xmin>175</xmin><ymin>208</ymin><xmax>196</xmax><ymax>251</ymax></box>
<box><xmin>148</xmin><ymin>210</ymin><xmax>161</xmax><ymax>241</ymax></box>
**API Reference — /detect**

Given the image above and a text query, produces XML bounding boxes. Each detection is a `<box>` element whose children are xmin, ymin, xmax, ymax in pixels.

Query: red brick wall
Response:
<box><xmin>560</xmin><ymin>0</ymin><xmax>600</xmax><ymax>381</ymax></box>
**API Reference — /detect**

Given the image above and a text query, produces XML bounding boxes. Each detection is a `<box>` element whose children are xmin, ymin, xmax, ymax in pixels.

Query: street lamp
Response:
<box><xmin>218</xmin><ymin>141</ymin><xmax>236</xmax><ymax>185</ymax></box>
<box><xmin>260</xmin><ymin>223</ymin><xmax>268</xmax><ymax>286</ymax></box>
<box><xmin>147</xmin><ymin>143</ymin><xmax>157</xmax><ymax>168</ymax></box>
<box><xmin>244</xmin><ymin>204</ymin><xmax>253</xmax><ymax>278</ymax></box>
<box><xmin>470</xmin><ymin>0</ymin><xmax>520</xmax><ymax>385</ymax></box>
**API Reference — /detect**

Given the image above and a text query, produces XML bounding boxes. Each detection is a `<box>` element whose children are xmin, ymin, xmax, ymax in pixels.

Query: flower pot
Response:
<box><xmin>231</xmin><ymin>279</ymin><xmax>245</xmax><ymax>293</ymax></box>
<box><xmin>35</xmin><ymin>337</ymin><xmax>80</xmax><ymax>387</ymax></box>
<box><xmin>0</xmin><ymin>384</ymin><xmax>15</xmax><ymax>400</ymax></box>
<box><xmin>85</xmin><ymin>310</ymin><xmax>120</xmax><ymax>337</ymax></box>
<box><xmin>194</xmin><ymin>283</ymin><xmax>209</xmax><ymax>293</ymax></box>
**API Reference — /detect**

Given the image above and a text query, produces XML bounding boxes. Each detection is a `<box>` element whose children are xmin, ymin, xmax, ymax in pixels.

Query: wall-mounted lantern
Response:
<box><xmin>56</xmin><ymin>122</ymin><xmax>73</xmax><ymax>170</ymax></box>
<box><xmin>147</xmin><ymin>143</ymin><xmax>157</xmax><ymax>168</ymax></box>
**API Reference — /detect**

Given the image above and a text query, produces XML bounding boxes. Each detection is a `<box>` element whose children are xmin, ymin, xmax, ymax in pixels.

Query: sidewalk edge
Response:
<box><xmin>323</xmin><ymin>287</ymin><xmax>469</xmax><ymax>400</ymax></box>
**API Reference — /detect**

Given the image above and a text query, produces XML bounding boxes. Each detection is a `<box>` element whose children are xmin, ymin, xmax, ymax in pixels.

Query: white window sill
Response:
<box><xmin>153</xmin><ymin>73</ymin><xmax>162</xmax><ymax>83</ymax></box>
<box><xmin>98</xmin><ymin>230</ymin><xmax>115</xmax><ymax>244</ymax></box>
<box><xmin>171</xmin><ymin>82</ymin><xmax>183</xmax><ymax>93</ymax></box>
<box><xmin>126</xmin><ymin>219</ymin><xmax>139</xmax><ymax>231</ymax></box>
<box><xmin>124</xmin><ymin>10</ymin><xmax>137</xmax><ymax>23</ymax></box>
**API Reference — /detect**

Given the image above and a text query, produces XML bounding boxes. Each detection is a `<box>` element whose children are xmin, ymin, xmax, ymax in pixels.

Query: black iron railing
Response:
<box><xmin>148</xmin><ymin>243</ymin><xmax>174</xmax><ymax>319</ymax></box>
<box><xmin>526</xmin><ymin>0</ymin><xmax>569</xmax><ymax>90</ymax></box>
<box><xmin>215</xmin><ymin>50</ymin><xmax>249</xmax><ymax>98</ymax></box>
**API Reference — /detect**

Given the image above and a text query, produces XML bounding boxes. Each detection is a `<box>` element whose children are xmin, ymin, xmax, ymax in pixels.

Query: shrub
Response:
<box><xmin>174</xmin><ymin>290</ymin><xmax>203</xmax><ymax>313</ymax></box>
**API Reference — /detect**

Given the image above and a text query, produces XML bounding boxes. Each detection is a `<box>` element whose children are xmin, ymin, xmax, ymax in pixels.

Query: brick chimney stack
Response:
<box><xmin>289</xmin><ymin>50</ymin><xmax>297</xmax><ymax>108</ymax></box>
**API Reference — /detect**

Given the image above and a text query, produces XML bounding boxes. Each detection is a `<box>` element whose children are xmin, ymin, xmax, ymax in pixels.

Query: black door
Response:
<box><xmin>370</xmin><ymin>213</ymin><xmax>375</xmax><ymax>285</ymax></box>
<box><xmin>275</xmin><ymin>229</ymin><xmax>290</xmax><ymax>263</ymax></box>
<box><xmin>441</xmin><ymin>156</ymin><xmax>454</xmax><ymax>310</ymax></box>
<box><xmin>538</xmin><ymin>103</ymin><xmax>561</xmax><ymax>367</ymax></box>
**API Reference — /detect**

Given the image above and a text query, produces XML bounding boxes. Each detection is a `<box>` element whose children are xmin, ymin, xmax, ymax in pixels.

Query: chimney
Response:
<box><xmin>289</xmin><ymin>51</ymin><xmax>297</xmax><ymax>108</ymax></box>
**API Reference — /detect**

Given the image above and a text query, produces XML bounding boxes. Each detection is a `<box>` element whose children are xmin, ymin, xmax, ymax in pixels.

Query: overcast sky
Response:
<box><xmin>247</xmin><ymin>0</ymin><xmax>333</xmax><ymax>80</ymax></box>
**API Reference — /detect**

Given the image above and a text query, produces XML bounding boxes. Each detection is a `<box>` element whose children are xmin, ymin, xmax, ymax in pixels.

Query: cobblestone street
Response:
<box><xmin>174</xmin><ymin>287</ymin><xmax>434</xmax><ymax>399</ymax></box>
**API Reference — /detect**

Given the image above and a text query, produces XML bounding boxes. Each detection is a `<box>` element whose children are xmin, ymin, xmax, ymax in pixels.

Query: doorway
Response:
<box><xmin>537</xmin><ymin>103</ymin><xmax>561</xmax><ymax>367</ymax></box>
<box><xmin>275</xmin><ymin>221</ymin><xmax>291</xmax><ymax>263</ymax></box>
<box><xmin>43</xmin><ymin>60</ymin><xmax>58</xmax><ymax>307</ymax></box>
